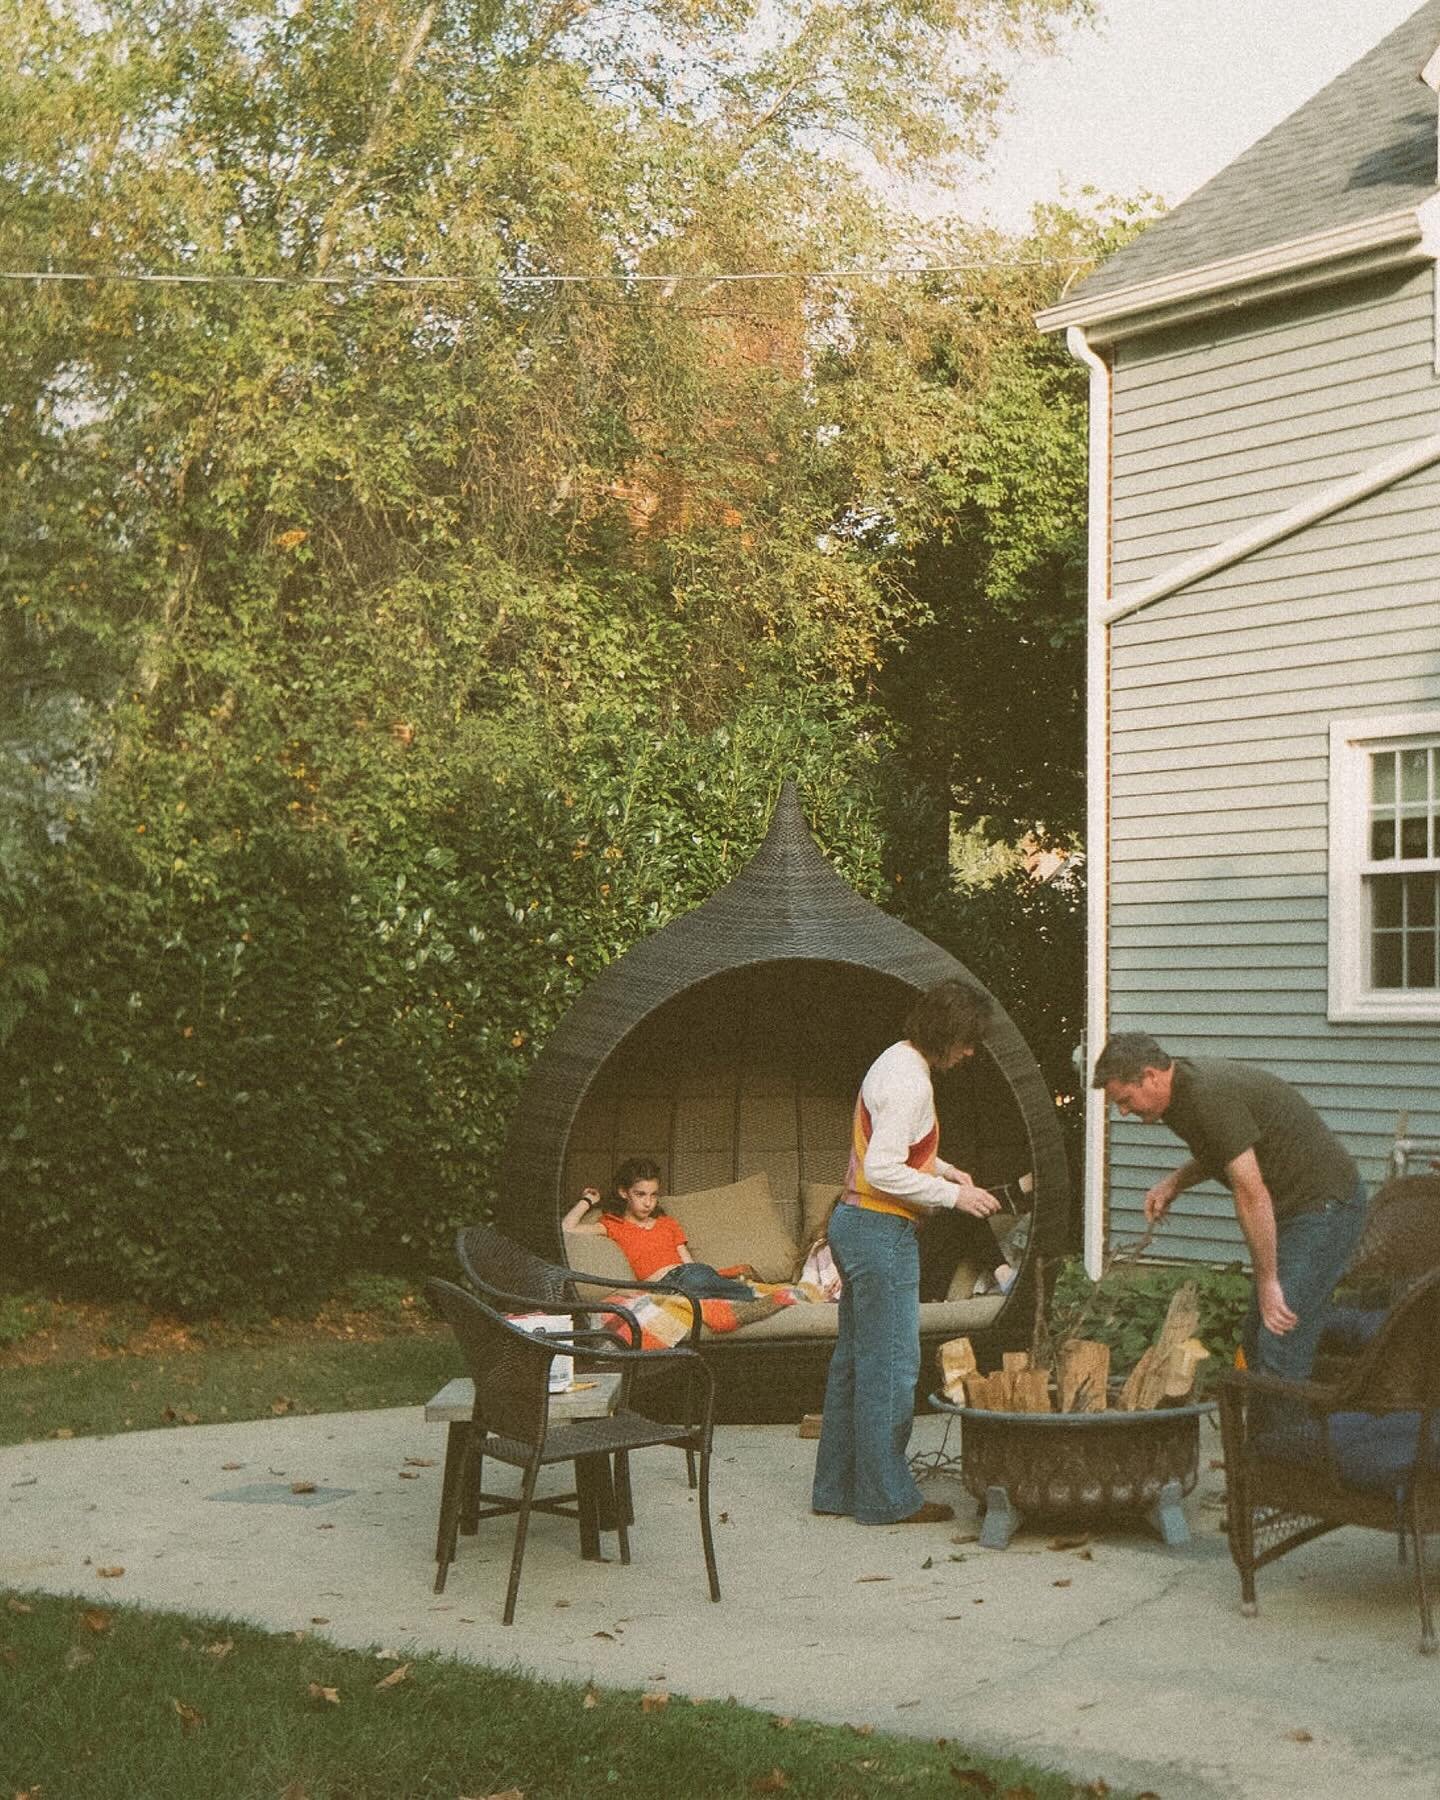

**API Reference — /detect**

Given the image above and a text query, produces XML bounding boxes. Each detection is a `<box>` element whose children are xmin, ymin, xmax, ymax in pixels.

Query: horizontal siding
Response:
<box><xmin>1104</xmin><ymin>448</ymin><xmax>1440</xmax><ymax>1265</ymax></box>
<box><xmin>1109</xmin><ymin>266</ymin><xmax>1440</xmax><ymax>597</ymax></box>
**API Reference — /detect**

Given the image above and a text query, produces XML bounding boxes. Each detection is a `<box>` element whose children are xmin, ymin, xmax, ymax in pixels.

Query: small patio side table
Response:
<box><xmin>426</xmin><ymin>1372</ymin><xmax>624</xmax><ymax>1563</ymax></box>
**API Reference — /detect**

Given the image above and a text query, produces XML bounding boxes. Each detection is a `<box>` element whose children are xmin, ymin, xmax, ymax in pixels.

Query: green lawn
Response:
<box><xmin>0</xmin><ymin>1333</ymin><xmax>456</xmax><ymax>1447</ymax></box>
<box><xmin>0</xmin><ymin>1590</ymin><xmax>1125</xmax><ymax>1799</ymax></box>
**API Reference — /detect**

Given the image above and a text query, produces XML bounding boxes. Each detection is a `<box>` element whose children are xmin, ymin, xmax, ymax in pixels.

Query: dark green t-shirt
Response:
<box><xmin>1162</xmin><ymin>1058</ymin><xmax>1357</xmax><ymax>1221</ymax></box>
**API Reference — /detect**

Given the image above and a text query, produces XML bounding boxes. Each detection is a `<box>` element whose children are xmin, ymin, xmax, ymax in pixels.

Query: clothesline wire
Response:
<box><xmin>0</xmin><ymin>257</ymin><xmax>1091</xmax><ymax>292</ymax></box>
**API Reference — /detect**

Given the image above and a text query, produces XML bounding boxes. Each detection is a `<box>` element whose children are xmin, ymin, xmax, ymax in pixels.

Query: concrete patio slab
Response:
<box><xmin>2</xmin><ymin>1409</ymin><xmax>1436</xmax><ymax>1799</ymax></box>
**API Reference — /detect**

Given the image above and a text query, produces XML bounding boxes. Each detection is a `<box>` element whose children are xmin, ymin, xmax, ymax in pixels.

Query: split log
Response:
<box><xmin>1009</xmin><ymin>1368</ymin><xmax>1053</xmax><ymax>1413</ymax></box>
<box><xmin>939</xmin><ymin>1337</ymin><xmax>978</xmax><ymax>1404</ymax></box>
<box><xmin>1002</xmin><ymin>1351</ymin><xmax>1032</xmax><ymax>1373</ymax></box>
<box><xmin>964</xmin><ymin>1371</ymin><xmax>1006</xmax><ymax>1411</ymax></box>
<box><xmin>1117</xmin><ymin>1283</ymin><xmax>1203</xmax><ymax>1411</ymax></box>
<box><xmin>1058</xmin><ymin>1339</ymin><xmax>1110</xmax><ymax>1413</ymax></box>
<box><xmin>1160</xmin><ymin>1336</ymin><xmax>1210</xmax><ymax>1402</ymax></box>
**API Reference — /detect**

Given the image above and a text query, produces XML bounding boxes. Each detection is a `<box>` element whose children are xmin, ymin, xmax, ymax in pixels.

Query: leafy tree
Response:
<box><xmin>0</xmin><ymin>0</ymin><xmax>1112</xmax><ymax>1307</ymax></box>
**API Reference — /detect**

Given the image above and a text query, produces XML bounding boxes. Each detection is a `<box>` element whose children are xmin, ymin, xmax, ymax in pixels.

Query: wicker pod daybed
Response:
<box><xmin>494</xmin><ymin>783</ymin><xmax>1070</xmax><ymax>1423</ymax></box>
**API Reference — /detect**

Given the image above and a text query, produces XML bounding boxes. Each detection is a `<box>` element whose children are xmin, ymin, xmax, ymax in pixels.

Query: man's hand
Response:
<box><xmin>1256</xmin><ymin>1277</ymin><xmax>1297</xmax><ymax>1336</ymax></box>
<box><xmin>949</xmin><ymin>1184</ymin><xmax>999</xmax><ymax>1219</ymax></box>
<box><xmin>1143</xmin><ymin>1176</ymin><xmax>1178</xmax><ymax>1223</ymax></box>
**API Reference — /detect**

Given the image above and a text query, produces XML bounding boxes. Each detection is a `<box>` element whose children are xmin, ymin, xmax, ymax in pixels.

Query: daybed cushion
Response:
<box><xmin>668</xmin><ymin>1172</ymin><xmax>800</xmax><ymax>1282</ymax></box>
<box><xmin>563</xmin><ymin>1228</ymin><xmax>635</xmax><ymax>1287</ymax></box>
<box><xmin>724</xmin><ymin>1294</ymin><xmax>1006</xmax><ymax>1342</ymax></box>
<box><xmin>801</xmin><ymin>1181</ymin><xmax>843</xmax><ymax>1248</ymax></box>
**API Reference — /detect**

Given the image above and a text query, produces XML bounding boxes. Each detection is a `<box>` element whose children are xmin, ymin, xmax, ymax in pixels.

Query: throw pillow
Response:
<box><xmin>667</xmin><ymin>1172</ymin><xmax>800</xmax><ymax>1283</ymax></box>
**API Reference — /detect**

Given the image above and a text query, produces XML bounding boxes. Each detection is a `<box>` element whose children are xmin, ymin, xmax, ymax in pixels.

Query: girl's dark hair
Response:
<box><xmin>601</xmin><ymin>1156</ymin><xmax>664</xmax><ymax>1216</ymax></box>
<box><xmin>903</xmin><ymin>979</ymin><xmax>993</xmax><ymax>1065</ymax></box>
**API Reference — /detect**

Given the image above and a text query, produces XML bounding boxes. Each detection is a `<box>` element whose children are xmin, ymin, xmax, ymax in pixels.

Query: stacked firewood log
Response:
<box><xmin>940</xmin><ymin>1282</ymin><xmax>1209</xmax><ymax>1414</ymax></box>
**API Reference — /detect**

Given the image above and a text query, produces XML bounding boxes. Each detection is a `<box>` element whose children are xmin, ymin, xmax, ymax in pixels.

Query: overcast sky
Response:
<box><xmin>962</xmin><ymin>0</ymin><xmax>1429</xmax><ymax>230</ymax></box>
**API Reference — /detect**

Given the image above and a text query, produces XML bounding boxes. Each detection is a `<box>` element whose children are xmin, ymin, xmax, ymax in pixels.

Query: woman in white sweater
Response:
<box><xmin>812</xmin><ymin>981</ymin><xmax>999</xmax><ymax>1525</ymax></box>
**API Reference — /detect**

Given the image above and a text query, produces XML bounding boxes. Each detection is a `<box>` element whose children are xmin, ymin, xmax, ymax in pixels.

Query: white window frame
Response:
<box><xmin>1329</xmin><ymin>711</ymin><xmax>1440</xmax><ymax>1024</ymax></box>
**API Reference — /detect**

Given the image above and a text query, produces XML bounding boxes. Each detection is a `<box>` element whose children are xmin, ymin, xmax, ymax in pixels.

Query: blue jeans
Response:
<box><xmin>811</xmin><ymin>1204</ymin><xmax>923</xmax><ymax>1524</ymax></box>
<box><xmin>665</xmin><ymin>1263</ymin><xmax>757</xmax><ymax>1303</ymax></box>
<box><xmin>1242</xmin><ymin>1179</ymin><xmax>1369</xmax><ymax>1383</ymax></box>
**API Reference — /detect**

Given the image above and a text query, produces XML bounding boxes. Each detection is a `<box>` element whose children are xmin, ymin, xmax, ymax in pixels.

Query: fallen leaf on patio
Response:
<box><xmin>1076</xmin><ymin>1549</ymin><xmax>1095</xmax><ymax>1561</ymax></box>
<box><xmin>374</xmin><ymin>1662</ymin><xmax>411</xmax><ymax>1690</ymax></box>
<box><xmin>1047</xmin><ymin>1535</ymin><xmax>1089</xmax><ymax>1551</ymax></box>
<box><xmin>172</xmin><ymin>1699</ymin><xmax>205</xmax><ymax>1734</ymax></box>
<box><xmin>896</xmin><ymin>1700</ymin><xmax>919</xmax><ymax>1709</ymax></box>
<box><xmin>1052</xmin><ymin>1579</ymin><xmax>1072</xmax><ymax>1589</ymax></box>
<box><xmin>718</xmin><ymin>1512</ymin><xmax>729</xmax><ymax>1523</ymax></box>
<box><xmin>855</xmin><ymin>1575</ymin><xmax>891</xmax><ymax>1584</ymax></box>
<box><xmin>291</xmin><ymin>1481</ymin><xmax>317</xmax><ymax>1495</ymax></box>
<box><xmin>202</xmin><ymin>1640</ymin><xmax>234</xmax><ymax>1659</ymax></box>
<box><xmin>582</xmin><ymin>1686</ymin><xmax>600</xmax><ymax>1709</ymax></box>
<box><xmin>220</xmin><ymin>1462</ymin><xmax>243</xmax><ymax>1472</ymax></box>
<box><xmin>80</xmin><ymin>1609</ymin><xmax>112</xmax><ymax>1633</ymax></box>
<box><xmin>973</xmin><ymin>1598</ymin><xmax>984</xmax><ymax>1605</ymax></box>
<box><xmin>1209</xmin><ymin>1458</ymin><xmax>1226</xmax><ymax>1471</ymax></box>
<box><xmin>316</xmin><ymin>1523</ymin><xmax>335</xmax><ymax>1531</ymax></box>
<box><xmin>950</xmin><ymin>1532</ymin><xmax>979</xmax><ymax>1545</ymax></box>
<box><xmin>750</xmin><ymin>1770</ymin><xmax>788</xmax><ymax>1792</ymax></box>
<box><xmin>310</xmin><ymin>1617</ymin><xmax>329</xmax><ymax>1626</ymax></box>
<box><xmin>6</xmin><ymin>1598</ymin><xmax>33</xmax><ymax>1614</ymax></box>
<box><xmin>640</xmin><ymin>1692</ymin><xmax>668</xmax><ymax>1713</ymax></box>
<box><xmin>397</xmin><ymin>1471</ymin><xmax>420</xmax><ymax>1480</ymax></box>
<box><xmin>592</xmin><ymin>1630</ymin><xmax>615</xmax><ymax>1641</ymax></box>
<box><xmin>948</xmin><ymin>1774</ymin><xmax>995</xmax><ymax>1795</ymax></box>
<box><xmin>96</xmin><ymin>1567</ymin><xmax>125</xmax><ymax>1579</ymax></box>
<box><xmin>65</xmin><ymin>1645</ymin><xmax>94</xmax><ymax>1669</ymax></box>
<box><xmin>10</xmin><ymin>1476</ymin><xmax>37</xmax><ymax>1487</ymax></box>
<box><xmin>554</xmin><ymin>1599</ymin><xmax>570</xmax><ymax>1608</ymax></box>
<box><xmin>1287</xmin><ymin>1729</ymin><xmax>1314</xmax><ymax>1743</ymax></box>
<box><xmin>403</xmin><ymin>1457</ymin><xmax>436</xmax><ymax>1467</ymax></box>
<box><xmin>921</xmin><ymin>1557</ymin><xmax>933</xmax><ymax>1569</ymax></box>
<box><xmin>306</xmin><ymin>1683</ymin><xmax>340</xmax><ymax>1706</ymax></box>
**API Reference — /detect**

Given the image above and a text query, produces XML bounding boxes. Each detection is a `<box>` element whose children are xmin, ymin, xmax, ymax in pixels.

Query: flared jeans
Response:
<box><xmin>811</xmin><ymin>1203</ymin><xmax>924</xmax><ymax>1524</ymax></box>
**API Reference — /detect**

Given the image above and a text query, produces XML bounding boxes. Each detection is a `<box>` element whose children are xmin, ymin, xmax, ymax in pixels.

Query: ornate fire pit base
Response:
<box><xmin>930</xmin><ymin>1394</ymin><xmax>1214</xmax><ymax>1550</ymax></box>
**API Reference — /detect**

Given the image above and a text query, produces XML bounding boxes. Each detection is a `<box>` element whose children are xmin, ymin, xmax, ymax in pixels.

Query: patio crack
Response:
<box><xmin>945</xmin><ymin>1573</ymin><xmax>1188</xmax><ymax>1704</ymax></box>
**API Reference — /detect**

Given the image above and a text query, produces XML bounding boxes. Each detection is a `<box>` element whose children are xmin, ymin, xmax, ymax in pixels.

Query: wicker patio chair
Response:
<box><xmin>425</xmin><ymin>1278</ymin><xmax>720</xmax><ymax>1624</ymax></box>
<box><xmin>1218</xmin><ymin>1263</ymin><xmax>1440</xmax><ymax>1654</ymax></box>
<box><xmin>456</xmin><ymin>1220</ymin><xmax>701</xmax><ymax>1489</ymax></box>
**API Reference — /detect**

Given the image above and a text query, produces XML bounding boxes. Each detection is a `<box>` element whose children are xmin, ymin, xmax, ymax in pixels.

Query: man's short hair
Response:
<box><xmin>904</xmin><ymin>980</ymin><xmax>993</xmax><ymax>1064</ymax></box>
<box><xmin>1091</xmin><ymin>1033</ymin><xmax>1173</xmax><ymax>1088</ymax></box>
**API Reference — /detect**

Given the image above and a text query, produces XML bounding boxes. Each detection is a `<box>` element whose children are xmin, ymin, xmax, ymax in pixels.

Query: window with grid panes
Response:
<box><xmin>1366</xmin><ymin>743</ymin><xmax>1440</xmax><ymax>990</ymax></box>
<box><xmin>1329</xmin><ymin>716</ymin><xmax>1440</xmax><ymax>1023</ymax></box>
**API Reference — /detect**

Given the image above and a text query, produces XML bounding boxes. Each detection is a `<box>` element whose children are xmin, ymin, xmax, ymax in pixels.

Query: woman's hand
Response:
<box><xmin>950</xmin><ymin>1184</ymin><xmax>999</xmax><ymax>1219</ymax></box>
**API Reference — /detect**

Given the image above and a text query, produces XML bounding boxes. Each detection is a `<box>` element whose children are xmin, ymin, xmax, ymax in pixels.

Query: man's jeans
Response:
<box><xmin>811</xmin><ymin>1203</ymin><xmax>924</xmax><ymax>1524</ymax></box>
<box><xmin>1242</xmin><ymin>1178</ymin><xmax>1369</xmax><ymax>1383</ymax></box>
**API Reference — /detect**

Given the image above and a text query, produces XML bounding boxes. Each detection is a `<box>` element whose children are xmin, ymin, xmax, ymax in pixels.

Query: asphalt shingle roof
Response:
<box><xmin>1070</xmin><ymin>0</ymin><xmax>1440</xmax><ymax>304</ymax></box>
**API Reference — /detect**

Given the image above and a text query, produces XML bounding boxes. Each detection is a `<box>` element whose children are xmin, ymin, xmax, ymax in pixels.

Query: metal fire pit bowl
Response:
<box><xmin>929</xmin><ymin>1392</ymin><xmax>1216</xmax><ymax>1549</ymax></box>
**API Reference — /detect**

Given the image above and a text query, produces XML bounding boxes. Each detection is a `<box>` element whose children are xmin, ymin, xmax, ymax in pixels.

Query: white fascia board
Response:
<box><xmin>1102</xmin><ymin>432</ymin><xmax>1440</xmax><ymax>628</ymax></box>
<box><xmin>1035</xmin><ymin>207</ymin><xmax>1425</xmax><ymax>338</ymax></box>
<box><xmin>1066</xmin><ymin>327</ymin><xmax>1112</xmax><ymax>1281</ymax></box>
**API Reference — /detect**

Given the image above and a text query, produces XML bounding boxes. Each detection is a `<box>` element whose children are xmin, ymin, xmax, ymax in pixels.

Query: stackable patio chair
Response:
<box><xmin>425</xmin><ymin>1278</ymin><xmax>719</xmax><ymax>1625</ymax></box>
<box><xmin>1219</xmin><ymin>1179</ymin><xmax>1440</xmax><ymax>1654</ymax></box>
<box><xmin>456</xmin><ymin>1219</ymin><xmax>700</xmax><ymax>1484</ymax></box>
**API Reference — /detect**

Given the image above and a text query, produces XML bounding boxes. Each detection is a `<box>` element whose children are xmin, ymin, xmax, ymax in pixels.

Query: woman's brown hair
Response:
<box><xmin>903</xmin><ymin>980</ymin><xmax>993</xmax><ymax>1065</ymax></box>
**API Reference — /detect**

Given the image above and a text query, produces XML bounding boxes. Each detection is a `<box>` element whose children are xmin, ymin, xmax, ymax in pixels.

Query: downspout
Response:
<box><xmin>1067</xmin><ymin>325</ymin><xmax>1112</xmax><ymax>1280</ymax></box>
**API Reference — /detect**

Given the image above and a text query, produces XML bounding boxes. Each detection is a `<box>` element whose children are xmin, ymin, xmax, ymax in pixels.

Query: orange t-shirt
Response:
<box><xmin>601</xmin><ymin>1212</ymin><xmax>688</xmax><ymax>1281</ymax></box>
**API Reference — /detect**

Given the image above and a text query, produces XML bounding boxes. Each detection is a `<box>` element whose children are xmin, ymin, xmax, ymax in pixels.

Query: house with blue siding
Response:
<box><xmin>1037</xmin><ymin>1</ymin><xmax>1440</xmax><ymax>1274</ymax></box>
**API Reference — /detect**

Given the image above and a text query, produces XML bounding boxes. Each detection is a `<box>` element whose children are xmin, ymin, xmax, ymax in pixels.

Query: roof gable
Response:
<box><xmin>1069</xmin><ymin>2</ymin><xmax>1440</xmax><ymax>307</ymax></box>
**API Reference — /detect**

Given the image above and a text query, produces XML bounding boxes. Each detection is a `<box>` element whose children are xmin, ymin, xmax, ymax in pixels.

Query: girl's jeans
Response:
<box><xmin>1242</xmin><ymin>1178</ymin><xmax>1369</xmax><ymax>1383</ymax></box>
<box><xmin>811</xmin><ymin>1203</ymin><xmax>924</xmax><ymax>1524</ymax></box>
<box><xmin>665</xmin><ymin>1262</ymin><xmax>757</xmax><ymax>1303</ymax></box>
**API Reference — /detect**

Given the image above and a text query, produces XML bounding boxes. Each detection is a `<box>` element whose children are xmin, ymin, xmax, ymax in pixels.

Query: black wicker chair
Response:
<box><xmin>456</xmin><ymin>1220</ymin><xmax>700</xmax><ymax>1487</ymax></box>
<box><xmin>1219</xmin><ymin>1262</ymin><xmax>1440</xmax><ymax>1654</ymax></box>
<box><xmin>426</xmin><ymin>1278</ymin><xmax>719</xmax><ymax>1624</ymax></box>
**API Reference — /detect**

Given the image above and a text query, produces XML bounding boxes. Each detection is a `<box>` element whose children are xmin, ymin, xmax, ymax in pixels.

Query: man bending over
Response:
<box><xmin>1092</xmin><ymin>1033</ymin><xmax>1368</xmax><ymax>1382</ymax></box>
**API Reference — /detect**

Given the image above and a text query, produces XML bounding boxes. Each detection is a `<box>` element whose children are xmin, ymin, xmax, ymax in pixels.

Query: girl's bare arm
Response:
<box><xmin>561</xmin><ymin>1188</ymin><xmax>608</xmax><ymax>1235</ymax></box>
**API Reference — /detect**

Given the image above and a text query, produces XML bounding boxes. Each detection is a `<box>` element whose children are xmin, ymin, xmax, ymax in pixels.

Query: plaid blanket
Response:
<box><xmin>600</xmin><ymin>1281</ymin><xmax>808</xmax><ymax>1352</ymax></box>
